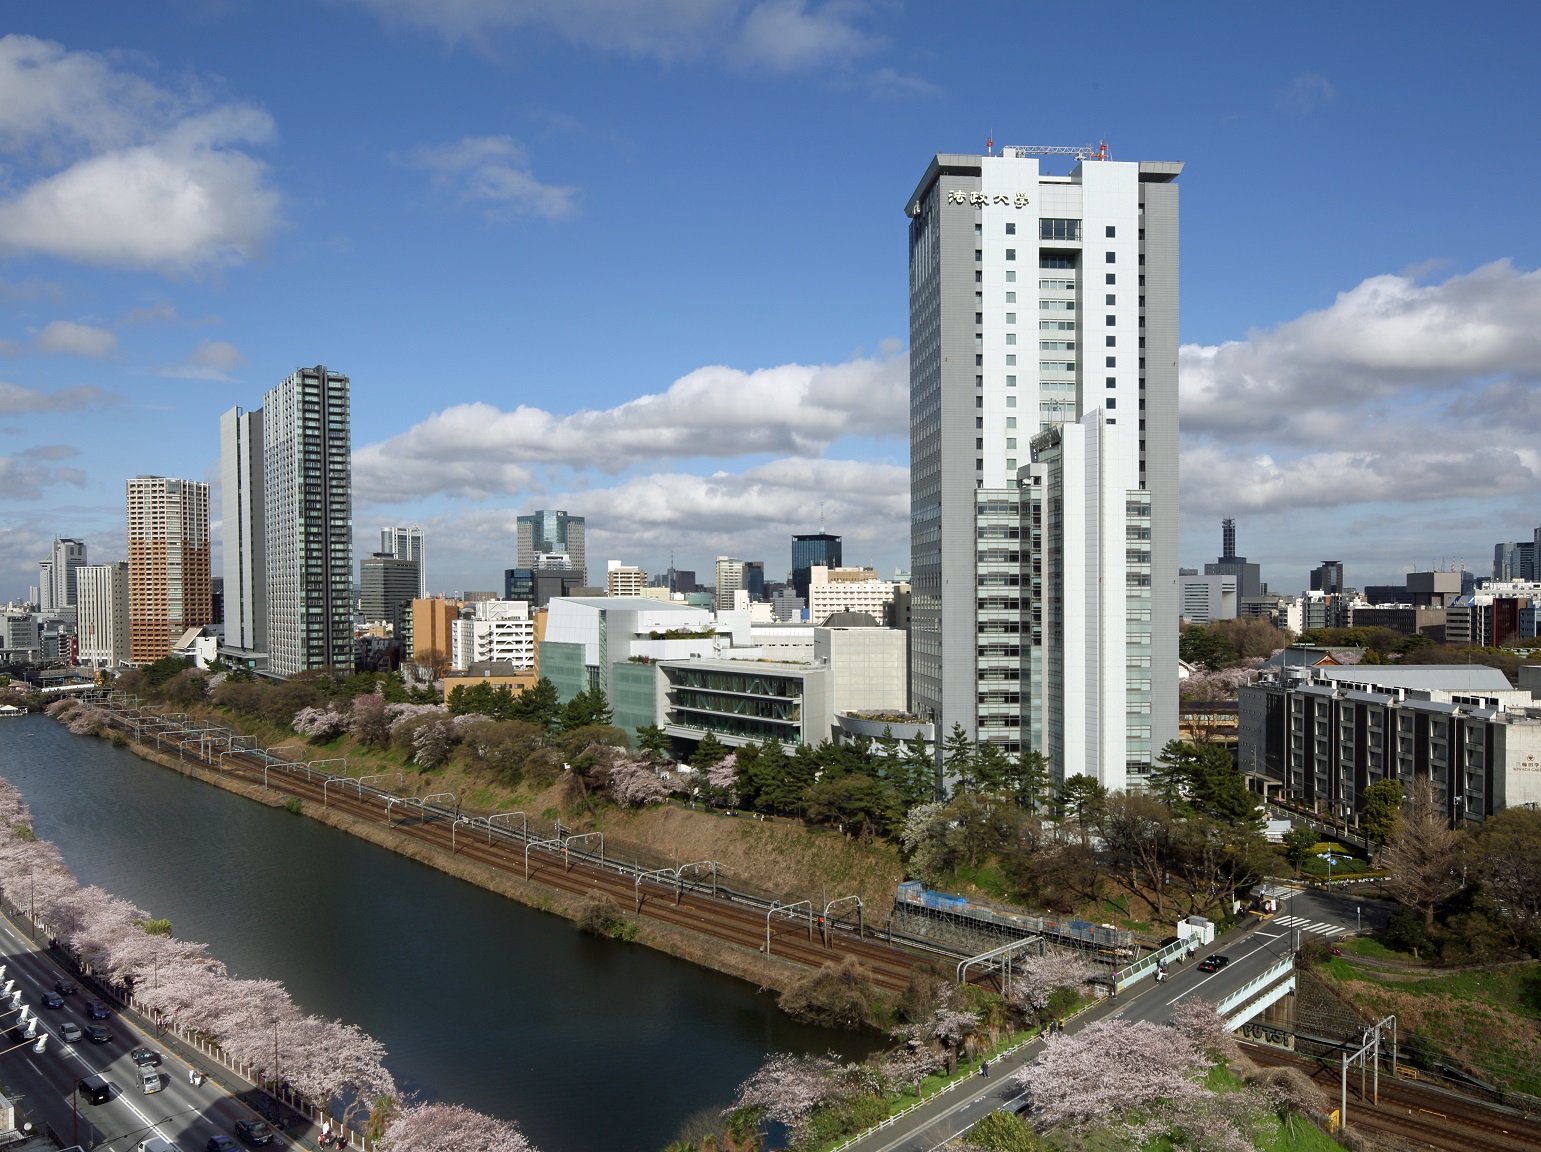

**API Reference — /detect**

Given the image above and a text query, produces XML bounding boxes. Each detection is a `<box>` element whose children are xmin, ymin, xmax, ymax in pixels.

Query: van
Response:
<box><xmin>76</xmin><ymin>1074</ymin><xmax>111</xmax><ymax>1105</ymax></box>
<box><xmin>137</xmin><ymin>1067</ymin><xmax>165</xmax><ymax>1094</ymax></box>
<box><xmin>137</xmin><ymin>1139</ymin><xmax>178</xmax><ymax>1152</ymax></box>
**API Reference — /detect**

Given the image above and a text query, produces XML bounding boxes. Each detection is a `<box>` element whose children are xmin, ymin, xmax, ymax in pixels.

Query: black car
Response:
<box><xmin>208</xmin><ymin>1138</ymin><xmax>239</xmax><ymax>1152</ymax></box>
<box><xmin>130</xmin><ymin>1046</ymin><xmax>162</xmax><ymax>1067</ymax></box>
<box><xmin>82</xmin><ymin>998</ymin><xmax>110</xmax><ymax>1020</ymax></box>
<box><xmin>1197</xmin><ymin>954</ymin><xmax>1230</xmax><ymax>973</ymax></box>
<box><xmin>86</xmin><ymin>1023</ymin><xmax>111</xmax><ymax>1044</ymax></box>
<box><xmin>54</xmin><ymin>979</ymin><xmax>78</xmax><ymax>996</ymax></box>
<box><xmin>233</xmin><ymin>1119</ymin><xmax>274</xmax><ymax>1146</ymax></box>
<box><xmin>41</xmin><ymin>992</ymin><xmax>63</xmax><ymax>1009</ymax></box>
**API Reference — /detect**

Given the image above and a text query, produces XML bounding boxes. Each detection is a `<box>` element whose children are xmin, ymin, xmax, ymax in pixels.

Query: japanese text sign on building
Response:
<box><xmin>947</xmin><ymin>191</ymin><xmax>1030</xmax><ymax>207</ymax></box>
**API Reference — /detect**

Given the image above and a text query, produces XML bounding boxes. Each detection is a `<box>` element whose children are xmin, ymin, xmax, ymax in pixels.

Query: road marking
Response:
<box><xmin>1165</xmin><ymin>933</ymin><xmax>1288</xmax><ymax>1007</ymax></box>
<box><xmin>1274</xmin><ymin>916</ymin><xmax>1347</xmax><ymax>935</ymax></box>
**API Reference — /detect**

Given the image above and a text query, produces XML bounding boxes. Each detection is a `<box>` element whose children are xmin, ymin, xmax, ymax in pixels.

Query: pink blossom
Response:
<box><xmin>1007</xmin><ymin>951</ymin><xmax>1099</xmax><ymax>1016</ymax></box>
<box><xmin>1168</xmin><ymin>997</ymin><xmax>1242</xmax><ymax>1065</ymax></box>
<box><xmin>379</xmin><ymin>1102</ymin><xmax>536</xmax><ymax>1152</ymax></box>
<box><xmin>292</xmin><ymin>706</ymin><xmax>350</xmax><ymax>739</ymax></box>
<box><xmin>1015</xmin><ymin>1018</ymin><xmax>1204</xmax><ymax>1132</ymax></box>
<box><xmin>606</xmin><ymin>758</ymin><xmax>671</xmax><ymax>807</ymax></box>
<box><xmin>881</xmin><ymin>1044</ymin><xmax>944</xmax><ymax>1096</ymax></box>
<box><xmin>727</xmin><ymin>1052</ymin><xmax>840</xmax><ymax>1140</ymax></box>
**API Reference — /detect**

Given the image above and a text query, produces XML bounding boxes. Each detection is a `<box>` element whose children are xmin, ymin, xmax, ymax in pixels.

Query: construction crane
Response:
<box><xmin>991</xmin><ymin>141</ymin><xmax>1109</xmax><ymax>161</ymax></box>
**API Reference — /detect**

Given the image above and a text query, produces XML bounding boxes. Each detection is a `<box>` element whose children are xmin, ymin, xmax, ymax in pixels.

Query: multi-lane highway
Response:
<box><xmin>0</xmin><ymin>912</ymin><xmax>294</xmax><ymax>1150</ymax></box>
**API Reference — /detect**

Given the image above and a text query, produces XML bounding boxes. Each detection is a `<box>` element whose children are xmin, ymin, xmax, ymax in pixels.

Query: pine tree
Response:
<box><xmin>899</xmin><ymin>734</ymin><xmax>938</xmax><ymax>809</ymax></box>
<box><xmin>943</xmin><ymin>723</ymin><xmax>976</xmax><ymax>796</ymax></box>
<box><xmin>691</xmin><ymin>731</ymin><xmax>729</xmax><ymax>768</ymax></box>
<box><xmin>1009</xmin><ymin>748</ymin><xmax>1051</xmax><ymax>814</ymax></box>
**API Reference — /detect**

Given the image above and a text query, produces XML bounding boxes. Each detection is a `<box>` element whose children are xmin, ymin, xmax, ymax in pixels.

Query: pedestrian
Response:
<box><xmin>322</xmin><ymin>1118</ymin><xmax>331</xmax><ymax>1146</ymax></box>
<box><xmin>980</xmin><ymin>1060</ymin><xmax>990</xmax><ymax>1079</ymax></box>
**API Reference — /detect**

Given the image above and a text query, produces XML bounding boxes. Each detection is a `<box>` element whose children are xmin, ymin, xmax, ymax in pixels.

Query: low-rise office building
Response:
<box><xmin>806</xmin><ymin>566</ymin><xmax>895</xmax><ymax>625</ymax></box>
<box><xmin>1240</xmin><ymin>664</ymin><xmax>1541</xmax><ymax>825</ymax></box>
<box><xmin>451</xmin><ymin>599</ymin><xmax>537</xmax><ymax>671</ymax></box>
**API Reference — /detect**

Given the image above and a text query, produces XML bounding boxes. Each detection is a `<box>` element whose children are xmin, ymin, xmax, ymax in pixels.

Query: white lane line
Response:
<box><xmin>1165</xmin><ymin>934</ymin><xmax>1288</xmax><ymax>1007</ymax></box>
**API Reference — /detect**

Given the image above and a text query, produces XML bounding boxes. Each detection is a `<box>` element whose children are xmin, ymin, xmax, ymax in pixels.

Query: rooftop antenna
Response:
<box><xmin>819</xmin><ymin>501</ymin><xmax>825</xmax><ymax>532</ymax></box>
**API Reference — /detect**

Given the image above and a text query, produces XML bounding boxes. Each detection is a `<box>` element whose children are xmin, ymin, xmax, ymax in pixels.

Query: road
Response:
<box><xmin>0</xmin><ymin>911</ymin><xmax>296</xmax><ymax>1151</ymax></box>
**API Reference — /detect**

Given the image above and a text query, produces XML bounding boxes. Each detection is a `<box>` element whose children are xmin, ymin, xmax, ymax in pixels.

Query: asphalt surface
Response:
<box><xmin>0</xmin><ymin>911</ymin><xmax>300</xmax><ymax>1151</ymax></box>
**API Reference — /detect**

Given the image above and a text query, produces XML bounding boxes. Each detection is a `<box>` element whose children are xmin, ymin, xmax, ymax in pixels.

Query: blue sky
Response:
<box><xmin>3</xmin><ymin>1</ymin><xmax>1541</xmax><ymax>600</ymax></box>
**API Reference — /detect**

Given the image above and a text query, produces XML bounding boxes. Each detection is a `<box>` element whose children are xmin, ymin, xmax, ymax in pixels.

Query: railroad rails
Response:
<box><xmin>1245</xmin><ymin>1044</ymin><xmax>1541</xmax><ymax>1152</ymax></box>
<box><xmin>98</xmin><ymin>706</ymin><xmax>933</xmax><ymax>992</ymax></box>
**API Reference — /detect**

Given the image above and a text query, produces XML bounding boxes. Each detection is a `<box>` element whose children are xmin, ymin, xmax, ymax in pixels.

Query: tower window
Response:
<box><xmin>1005</xmin><ymin>222</ymin><xmax>1016</xmax><ymax>235</ymax></box>
<box><xmin>1106</xmin><ymin>225</ymin><xmax>1116</xmax><ymax>238</ymax></box>
<box><xmin>1106</xmin><ymin>251</ymin><xmax>1116</xmax><ymax>263</ymax></box>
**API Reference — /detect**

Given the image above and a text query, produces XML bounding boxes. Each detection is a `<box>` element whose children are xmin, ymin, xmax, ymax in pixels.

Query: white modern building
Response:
<box><xmin>219</xmin><ymin>406</ymin><xmax>266</xmax><ymax>653</ymax></box>
<box><xmin>714</xmin><ymin>557</ymin><xmax>744</xmax><ymax>612</ymax></box>
<box><xmin>905</xmin><ymin>145</ymin><xmax>1180</xmax><ymax>779</ymax></box>
<box><xmin>38</xmin><ymin>538</ymin><xmax>88</xmax><ymax>616</ymax></box>
<box><xmin>76</xmin><ymin>562</ymin><xmax>130</xmax><ymax>669</ymax></box>
<box><xmin>380</xmin><ymin>525</ymin><xmax>426</xmax><ymax>598</ymax></box>
<box><xmin>262</xmin><ymin>366</ymin><xmax>354</xmax><ymax>676</ymax></box>
<box><xmin>807</xmin><ymin>566</ymin><xmax>896</xmax><ymax>625</ymax></box>
<box><xmin>451</xmin><ymin>599</ymin><xmax>537</xmax><ymax>671</ymax></box>
<box><xmin>1181</xmin><ymin>573</ymin><xmax>1238</xmax><ymax>624</ymax></box>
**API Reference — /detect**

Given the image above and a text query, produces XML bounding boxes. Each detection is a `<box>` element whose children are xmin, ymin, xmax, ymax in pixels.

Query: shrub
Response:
<box><xmin>575</xmin><ymin>893</ymin><xmax>632</xmax><ymax>940</ymax></box>
<box><xmin>779</xmin><ymin>957</ymin><xmax>878</xmax><ymax>1029</ymax></box>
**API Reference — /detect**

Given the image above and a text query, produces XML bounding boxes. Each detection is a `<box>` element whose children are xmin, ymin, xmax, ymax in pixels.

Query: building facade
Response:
<box><xmin>1204</xmin><ymin>518</ymin><xmax>1262</xmax><ymax>598</ymax></box>
<box><xmin>76</xmin><ymin>562</ymin><xmax>131</xmax><ymax>668</ymax></box>
<box><xmin>1181</xmin><ymin>573</ymin><xmax>1238</xmax><ymax>624</ymax></box>
<box><xmin>380</xmin><ymin>525</ymin><xmax>427</xmax><ymax>597</ymax></box>
<box><xmin>39</xmin><ymin>539</ymin><xmax>88</xmax><ymax>615</ymax></box>
<box><xmin>714</xmin><ymin>557</ymin><xmax>744</xmax><ymax>612</ymax></box>
<box><xmin>1310</xmin><ymin>560</ymin><xmax>1345</xmax><ymax>595</ymax></box>
<box><xmin>126</xmin><ymin>476</ymin><xmax>212</xmax><ymax>663</ymax></box>
<box><xmin>807</xmin><ymin>566</ymin><xmax>896</xmax><ymax>625</ymax></box>
<box><xmin>450</xmin><ymin>599</ymin><xmax>537</xmax><ymax>671</ymax></box>
<box><xmin>792</xmin><ymin>533</ymin><xmax>842</xmax><ymax>603</ymax></box>
<box><xmin>516</xmin><ymin>510</ymin><xmax>586</xmax><ymax>585</ymax></box>
<box><xmin>606</xmin><ymin>562</ymin><xmax>646</xmax><ymax>598</ymax></box>
<box><xmin>219</xmin><ymin>406</ymin><xmax>266</xmax><ymax>653</ymax></box>
<box><xmin>905</xmin><ymin>146</ymin><xmax>1180</xmax><ymax>777</ymax></box>
<box><xmin>263</xmin><ymin>366</ymin><xmax>354</xmax><ymax>676</ymax></box>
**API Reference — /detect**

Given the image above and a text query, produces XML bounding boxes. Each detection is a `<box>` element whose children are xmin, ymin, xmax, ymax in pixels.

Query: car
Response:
<box><xmin>41</xmin><ymin>992</ymin><xmax>63</xmax><ymax>1009</ymax></box>
<box><xmin>86</xmin><ymin>1023</ymin><xmax>112</xmax><ymax>1044</ymax></box>
<box><xmin>77</xmin><ymin>1073</ymin><xmax>112</xmax><ymax>1104</ymax></box>
<box><xmin>207</xmin><ymin>1137</ymin><xmax>239</xmax><ymax>1152</ymax></box>
<box><xmin>1197</xmin><ymin>954</ymin><xmax>1231</xmax><ymax>973</ymax></box>
<box><xmin>57</xmin><ymin>1021</ymin><xmax>82</xmax><ymax>1043</ymax></box>
<box><xmin>130</xmin><ymin>1046</ymin><xmax>163</xmax><ymax>1067</ymax></box>
<box><xmin>137</xmin><ymin>1139</ymin><xmax>178</xmax><ymax>1152</ymax></box>
<box><xmin>82</xmin><ymin>998</ymin><xmax>110</xmax><ymax>1020</ymax></box>
<box><xmin>137</xmin><ymin>1068</ymin><xmax>166</xmax><ymax>1095</ymax></box>
<box><xmin>54</xmin><ymin>978</ymin><xmax>78</xmax><ymax>996</ymax></box>
<box><xmin>233</xmin><ymin>1119</ymin><xmax>274</xmax><ymax>1146</ymax></box>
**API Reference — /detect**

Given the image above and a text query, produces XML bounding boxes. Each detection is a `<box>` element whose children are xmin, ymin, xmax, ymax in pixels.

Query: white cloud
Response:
<box><xmin>0</xmin><ymin>381</ymin><xmax>115</xmax><ymax>412</ymax></box>
<box><xmin>158</xmin><ymin>340</ymin><xmax>246</xmax><ymax>381</ymax></box>
<box><xmin>410</xmin><ymin>136</ymin><xmax>579</xmax><ymax>220</ymax></box>
<box><xmin>1276</xmin><ymin>72</ymin><xmax>1335</xmax><ymax>115</ymax></box>
<box><xmin>0</xmin><ymin>452</ymin><xmax>86</xmax><ymax>499</ymax></box>
<box><xmin>34</xmin><ymin>320</ymin><xmax>117</xmax><ymax>358</ymax></box>
<box><xmin>1179</xmin><ymin>260</ymin><xmax>1541</xmax><ymax>518</ymax></box>
<box><xmin>353</xmin><ymin>347</ymin><xmax>906</xmax><ymax>502</ymax></box>
<box><xmin>0</xmin><ymin>340</ymin><xmax>23</xmax><ymax>358</ymax></box>
<box><xmin>345</xmin><ymin>0</ymin><xmax>881</xmax><ymax>71</ymax></box>
<box><xmin>0</xmin><ymin>36</ymin><xmax>279</xmax><ymax>273</ymax></box>
<box><xmin>436</xmin><ymin>455</ymin><xmax>908</xmax><ymax>581</ymax></box>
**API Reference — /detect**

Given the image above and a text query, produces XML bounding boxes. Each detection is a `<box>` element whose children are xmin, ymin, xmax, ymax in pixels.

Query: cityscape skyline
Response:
<box><xmin>3</xmin><ymin>7</ymin><xmax>1541</xmax><ymax>599</ymax></box>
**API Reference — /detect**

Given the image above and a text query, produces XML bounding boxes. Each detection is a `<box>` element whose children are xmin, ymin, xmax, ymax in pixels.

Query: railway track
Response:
<box><xmin>136</xmin><ymin>731</ymin><xmax>933</xmax><ymax>993</ymax></box>
<box><xmin>1245</xmin><ymin>1044</ymin><xmax>1541</xmax><ymax>1152</ymax></box>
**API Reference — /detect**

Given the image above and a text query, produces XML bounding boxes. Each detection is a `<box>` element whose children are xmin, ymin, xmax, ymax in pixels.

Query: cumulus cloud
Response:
<box><xmin>345</xmin><ymin>0</ymin><xmax>881</xmax><ymax>71</ymax></box>
<box><xmin>410</xmin><ymin>136</ymin><xmax>579</xmax><ymax>220</ymax></box>
<box><xmin>1178</xmin><ymin>260</ymin><xmax>1541</xmax><ymax>518</ymax></box>
<box><xmin>34</xmin><ymin>320</ymin><xmax>116</xmax><ymax>358</ymax></box>
<box><xmin>0</xmin><ymin>36</ymin><xmax>279</xmax><ymax>273</ymax></box>
<box><xmin>435</xmin><ymin>455</ymin><xmax>907</xmax><ymax>580</ymax></box>
<box><xmin>353</xmin><ymin>347</ymin><xmax>906</xmax><ymax>502</ymax></box>
<box><xmin>158</xmin><ymin>340</ymin><xmax>245</xmax><ymax>381</ymax></box>
<box><xmin>0</xmin><ymin>381</ymin><xmax>114</xmax><ymax>412</ymax></box>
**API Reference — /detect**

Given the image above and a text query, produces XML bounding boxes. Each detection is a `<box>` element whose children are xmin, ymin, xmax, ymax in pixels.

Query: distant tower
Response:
<box><xmin>127</xmin><ymin>477</ymin><xmax>212</xmax><ymax>662</ymax></box>
<box><xmin>380</xmin><ymin>525</ymin><xmax>427</xmax><ymax>598</ymax></box>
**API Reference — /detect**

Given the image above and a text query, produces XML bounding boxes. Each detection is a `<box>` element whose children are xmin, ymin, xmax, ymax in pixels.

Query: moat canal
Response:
<box><xmin>0</xmin><ymin>715</ymin><xmax>878</xmax><ymax>1150</ymax></box>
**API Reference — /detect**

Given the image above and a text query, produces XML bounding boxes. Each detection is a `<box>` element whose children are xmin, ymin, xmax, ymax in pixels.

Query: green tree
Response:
<box><xmin>1179</xmin><ymin>626</ymin><xmax>1238</xmax><ymax>670</ymax></box>
<box><xmin>750</xmin><ymin>738</ymin><xmax>798</xmax><ymax>812</ymax></box>
<box><xmin>507</xmin><ymin>677</ymin><xmax>561</xmax><ymax>731</ymax></box>
<box><xmin>943</xmin><ymin>723</ymin><xmax>976</xmax><ymax>794</ymax></box>
<box><xmin>898</xmin><ymin>734</ymin><xmax>939</xmax><ymax>808</ymax></box>
<box><xmin>691</xmin><ymin>731</ymin><xmax>729</xmax><ymax>769</ymax></box>
<box><xmin>1007</xmin><ymin>748</ymin><xmax>1050</xmax><ymax>814</ymax></box>
<box><xmin>973</xmin><ymin>739</ymin><xmax>1011</xmax><ymax>794</ymax></box>
<box><xmin>635</xmin><ymin>723</ymin><xmax>671</xmax><ymax>762</ymax></box>
<box><xmin>1185</xmin><ymin>744</ymin><xmax>1263</xmax><ymax>829</ymax></box>
<box><xmin>1281</xmin><ymin>825</ymin><xmax>1318</xmax><ymax>873</ymax></box>
<box><xmin>1057</xmin><ymin>774</ymin><xmax>1107</xmax><ymax>842</ymax></box>
<box><xmin>559</xmin><ymin>687</ymin><xmax>613</xmax><ymax>732</ymax></box>
<box><xmin>1150</xmin><ymin>739</ymin><xmax>1196</xmax><ymax>810</ymax></box>
<box><xmin>1360</xmin><ymin>778</ymin><xmax>1404</xmax><ymax>848</ymax></box>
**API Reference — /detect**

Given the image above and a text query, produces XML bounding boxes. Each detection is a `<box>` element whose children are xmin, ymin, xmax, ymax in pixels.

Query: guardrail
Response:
<box><xmin>1114</xmin><ymin>935</ymin><xmax>1193</xmax><ymax>991</ymax></box>
<box><xmin>1216</xmin><ymin>954</ymin><xmax>1295</xmax><ymax>1030</ymax></box>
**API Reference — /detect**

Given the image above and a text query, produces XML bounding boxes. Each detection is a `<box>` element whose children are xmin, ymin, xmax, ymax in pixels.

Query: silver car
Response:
<box><xmin>58</xmin><ymin>1021</ymin><xmax>82</xmax><ymax>1043</ymax></box>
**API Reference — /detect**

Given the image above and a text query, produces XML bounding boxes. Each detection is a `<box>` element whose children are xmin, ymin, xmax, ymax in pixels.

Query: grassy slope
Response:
<box><xmin>1318</xmin><ymin>957</ymin><xmax>1541</xmax><ymax>1095</ymax></box>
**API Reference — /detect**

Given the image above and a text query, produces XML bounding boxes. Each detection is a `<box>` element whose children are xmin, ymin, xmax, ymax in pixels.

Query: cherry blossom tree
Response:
<box><xmin>1007</xmin><ymin>951</ymin><xmax>1099</xmax><ymax>1020</ymax></box>
<box><xmin>351</xmin><ymin>693</ymin><xmax>392</xmax><ymax>749</ymax></box>
<box><xmin>727</xmin><ymin>1052</ymin><xmax>841</xmax><ymax>1142</ymax></box>
<box><xmin>881</xmin><ymin>1042</ymin><xmax>944</xmax><ymax>1096</ymax></box>
<box><xmin>379</xmin><ymin>1102</ymin><xmax>536</xmax><ymax>1152</ymax></box>
<box><xmin>386</xmin><ymin>702</ymin><xmax>448</xmax><ymax>731</ymax></box>
<box><xmin>292</xmin><ymin>706</ymin><xmax>350</xmax><ymax>739</ymax></box>
<box><xmin>1016</xmin><ymin>1018</ymin><xmax>1203</xmax><ymax>1132</ymax></box>
<box><xmin>1168</xmin><ymin>997</ymin><xmax>1242</xmax><ymax>1065</ymax></box>
<box><xmin>606</xmin><ymin>757</ymin><xmax>671</xmax><ymax>807</ymax></box>
<box><xmin>411</xmin><ymin>717</ymin><xmax>456</xmax><ymax>768</ymax></box>
<box><xmin>705</xmin><ymin>752</ymin><xmax>739</xmax><ymax>806</ymax></box>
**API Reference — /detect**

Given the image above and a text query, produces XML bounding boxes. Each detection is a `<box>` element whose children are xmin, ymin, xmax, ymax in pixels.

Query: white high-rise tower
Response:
<box><xmin>905</xmin><ymin>145</ymin><xmax>1180</xmax><ymax>789</ymax></box>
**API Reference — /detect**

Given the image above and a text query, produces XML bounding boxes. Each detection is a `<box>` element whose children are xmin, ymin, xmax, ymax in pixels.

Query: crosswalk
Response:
<box><xmin>1274</xmin><ymin>913</ymin><xmax>1348</xmax><ymax>936</ymax></box>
